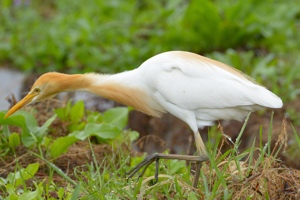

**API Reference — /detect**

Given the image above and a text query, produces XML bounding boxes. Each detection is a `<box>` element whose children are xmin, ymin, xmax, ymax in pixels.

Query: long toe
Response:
<box><xmin>125</xmin><ymin>153</ymin><xmax>208</xmax><ymax>186</ymax></box>
<box><xmin>126</xmin><ymin>153</ymin><xmax>159</xmax><ymax>179</ymax></box>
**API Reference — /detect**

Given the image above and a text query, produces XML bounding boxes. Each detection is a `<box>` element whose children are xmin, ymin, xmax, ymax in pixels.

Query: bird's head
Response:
<box><xmin>4</xmin><ymin>72</ymin><xmax>65</xmax><ymax>118</ymax></box>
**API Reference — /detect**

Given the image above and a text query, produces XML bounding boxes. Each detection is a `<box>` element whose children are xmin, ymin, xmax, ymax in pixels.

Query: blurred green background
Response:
<box><xmin>0</xmin><ymin>0</ymin><xmax>299</xmax><ymax>102</ymax></box>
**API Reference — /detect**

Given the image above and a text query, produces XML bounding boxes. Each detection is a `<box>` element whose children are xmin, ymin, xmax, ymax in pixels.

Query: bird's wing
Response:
<box><xmin>140</xmin><ymin>51</ymin><xmax>282</xmax><ymax>110</ymax></box>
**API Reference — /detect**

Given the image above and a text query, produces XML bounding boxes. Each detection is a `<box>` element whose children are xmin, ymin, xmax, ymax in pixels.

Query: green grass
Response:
<box><xmin>1</xmin><ymin>108</ymin><xmax>299</xmax><ymax>199</ymax></box>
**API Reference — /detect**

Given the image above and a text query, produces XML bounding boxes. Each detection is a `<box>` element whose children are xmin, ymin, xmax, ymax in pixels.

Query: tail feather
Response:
<box><xmin>250</xmin><ymin>86</ymin><xmax>282</xmax><ymax>108</ymax></box>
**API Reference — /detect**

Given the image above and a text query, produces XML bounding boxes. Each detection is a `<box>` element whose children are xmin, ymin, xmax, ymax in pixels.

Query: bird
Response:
<box><xmin>4</xmin><ymin>51</ymin><xmax>283</xmax><ymax>187</ymax></box>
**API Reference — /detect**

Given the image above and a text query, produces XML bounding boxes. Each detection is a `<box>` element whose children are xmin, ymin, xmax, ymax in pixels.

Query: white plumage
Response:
<box><xmin>133</xmin><ymin>51</ymin><xmax>282</xmax><ymax>130</ymax></box>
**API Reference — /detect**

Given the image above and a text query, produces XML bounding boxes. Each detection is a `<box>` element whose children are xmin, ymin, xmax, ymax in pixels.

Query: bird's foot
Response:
<box><xmin>125</xmin><ymin>153</ymin><xmax>208</xmax><ymax>186</ymax></box>
<box><xmin>125</xmin><ymin>153</ymin><xmax>161</xmax><ymax>184</ymax></box>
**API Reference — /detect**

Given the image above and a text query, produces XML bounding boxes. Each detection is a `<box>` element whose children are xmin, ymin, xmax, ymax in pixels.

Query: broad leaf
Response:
<box><xmin>85</xmin><ymin>123</ymin><xmax>120</xmax><ymax>139</ymax></box>
<box><xmin>21</xmin><ymin>130</ymin><xmax>38</xmax><ymax>147</ymax></box>
<box><xmin>18</xmin><ymin>187</ymin><xmax>43</xmax><ymax>200</ymax></box>
<box><xmin>103</xmin><ymin>107</ymin><xmax>129</xmax><ymax>129</ymax></box>
<box><xmin>8</xmin><ymin>133</ymin><xmax>20</xmax><ymax>149</ymax></box>
<box><xmin>20</xmin><ymin>111</ymin><xmax>39</xmax><ymax>133</ymax></box>
<box><xmin>71</xmin><ymin>123</ymin><xmax>120</xmax><ymax>140</ymax></box>
<box><xmin>70</xmin><ymin>101</ymin><xmax>84</xmax><ymax>122</ymax></box>
<box><xmin>55</xmin><ymin>101</ymin><xmax>72</xmax><ymax>121</ymax></box>
<box><xmin>0</xmin><ymin>111</ymin><xmax>29</xmax><ymax>131</ymax></box>
<box><xmin>38</xmin><ymin>115</ymin><xmax>57</xmax><ymax>136</ymax></box>
<box><xmin>36</xmin><ymin>114</ymin><xmax>57</xmax><ymax>140</ymax></box>
<box><xmin>50</xmin><ymin>136</ymin><xmax>78</xmax><ymax>158</ymax></box>
<box><xmin>7</xmin><ymin>163</ymin><xmax>39</xmax><ymax>187</ymax></box>
<box><xmin>128</xmin><ymin>130</ymin><xmax>140</xmax><ymax>142</ymax></box>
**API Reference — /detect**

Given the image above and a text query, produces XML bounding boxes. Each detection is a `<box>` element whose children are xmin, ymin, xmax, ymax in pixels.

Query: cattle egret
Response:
<box><xmin>4</xmin><ymin>51</ymin><xmax>283</xmax><ymax>187</ymax></box>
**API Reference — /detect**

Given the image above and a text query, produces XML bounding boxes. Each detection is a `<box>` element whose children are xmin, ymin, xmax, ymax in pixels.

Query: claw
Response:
<box><xmin>153</xmin><ymin>157</ymin><xmax>160</xmax><ymax>184</ymax></box>
<box><xmin>125</xmin><ymin>153</ymin><xmax>159</xmax><ymax>180</ymax></box>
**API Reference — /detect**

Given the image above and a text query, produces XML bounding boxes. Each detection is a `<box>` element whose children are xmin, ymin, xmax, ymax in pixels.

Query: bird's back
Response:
<box><xmin>136</xmin><ymin>51</ymin><xmax>282</xmax><ymax>128</ymax></box>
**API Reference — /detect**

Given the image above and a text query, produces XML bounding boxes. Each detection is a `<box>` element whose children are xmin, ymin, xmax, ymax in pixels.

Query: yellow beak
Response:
<box><xmin>4</xmin><ymin>93</ymin><xmax>36</xmax><ymax>118</ymax></box>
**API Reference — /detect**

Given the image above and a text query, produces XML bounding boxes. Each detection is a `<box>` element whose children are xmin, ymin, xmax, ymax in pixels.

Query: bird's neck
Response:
<box><xmin>55</xmin><ymin>72</ymin><xmax>163</xmax><ymax>117</ymax></box>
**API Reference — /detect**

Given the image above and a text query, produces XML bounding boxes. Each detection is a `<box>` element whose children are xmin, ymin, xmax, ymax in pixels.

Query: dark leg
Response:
<box><xmin>193</xmin><ymin>161</ymin><xmax>203</xmax><ymax>187</ymax></box>
<box><xmin>126</xmin><ymin>153</ymin><xmax>208</xmax><ymax>185</ymax></box>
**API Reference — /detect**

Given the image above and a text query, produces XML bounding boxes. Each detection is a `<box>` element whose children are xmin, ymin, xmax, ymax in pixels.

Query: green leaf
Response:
<box><xmin>0</xmin><ymin>111</ymin><xmax>28</xmax><ymax>130</ymax></box>
<box><xmin>5</xmin><ymin>184</ymin><xmax>17</xmax><ymax>196</ymax></box>
<box><xmin>21</xmin><ymin>162</ymin><xmax>39</xmax><ymax>179</ymax></box>
<box><xmin>2</xmin><ymin>111</ymin><xmax>39</xmax><ymax>133</ymax></box>
<box><xmin>8</xmin><ymin>132</ymin><xmax>20</xmax><ymax>149</ymax></box>
<box><xmin>86</xmin><ymin>111</ymin><xmax>103</xmax><ymax>123</ymax></box>
<box><xmin>55</xmin><ymin>101</ymin><xmax>72</xmax><ymax>121</ymax></box>
<box><xmin>55</xmin><ymin>107</ymin><xmax>67</xmax><ymax>120</ymax></box>
<box><xmin>21</xmin><ymin>131</ymin><xmax>37</xmax><ymax>148</ymax></box>
<box><xmin>128</xmin><ymin>131</ymin><xmax>139</xmax><ymax>142</ymax></box>
<box><xmin>71</xmin><ymin>123</ymin><xmax>120</xmax><ymax>140</ymax></box>
<box><xmin>37</xmin><ymin>114</ymin><xmax>57</xmax><ymax>138</ymax></box>
<box><xmin>21</xmin><ymin>111</ymin><xmax>39</xmax><ymax>133</ymax></box>
<box><xmin>86</xmin><ymin>123</ymin><xmax>120</xmax><ymax>139</ymax></box>
<box><xmin>0</xmin><ymin>177</ymin><xmax>7</xmax><ymax>186</ymax></box>
<box><xmin>70</xmin><ymin>101</ymin><xmax>84</xmax><ymax>122</ymax></box>
<box><xmin>50</xmin><ymin>136</ymin><xmax>78</xmax><ymax>158</ymax></box>
<box><xmin>57</xmin><ymin>187</ymin><xmax>65</xmax><ymax>199</ymax></box>
<box><xmin>18</xmin><ymin>187</ymin><xmax>43</xmax><ymax>200</ymax></box>
<box><xmin>0</xmin><ymin>111</ymin><xmax>40</xmax><ymax>147</ymax></box>
<box><xmin>2</xmin><ymin>124</ymin><xmax>11</xmax><ymax>137</ymax></box>
<box><xmin>7</xmin><ymin>163</ymin><xmax>39</xmax><ymax>187</ymax></box>
<box><xmin>70</xmin><ymin>184</ymin><xmax>81</xmax><ymax>200</ymax></box>
<box><xmin>68</xmin><ymin>121</ymin><xmax>86</xmax><ymax>132</ymax></box>
<box><xmin>103</xmin><ymin>107</ymin><xmax>129</xmax><ymax>129</ymax></box>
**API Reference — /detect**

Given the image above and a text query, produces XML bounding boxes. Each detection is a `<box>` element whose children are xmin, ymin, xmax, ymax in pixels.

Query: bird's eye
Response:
<box><xmin>33</xmin><ymin>88</ymin><xmax>41</xmax><ymax>93</ymax></box>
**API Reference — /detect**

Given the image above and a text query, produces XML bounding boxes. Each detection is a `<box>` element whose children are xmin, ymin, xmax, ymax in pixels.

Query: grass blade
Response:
<box><xmin>30</xmin><ymin>151</ymin><xmax>77</xmax><ymax>186</ymax></box>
